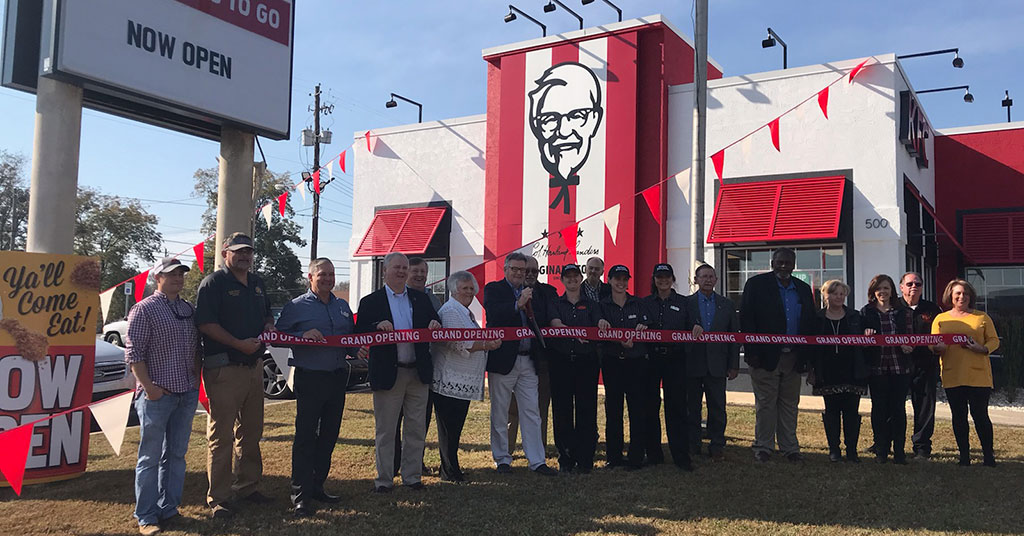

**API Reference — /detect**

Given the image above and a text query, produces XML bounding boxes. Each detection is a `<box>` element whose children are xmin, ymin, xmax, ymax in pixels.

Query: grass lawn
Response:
<box><xmin>1</xmin><ymin>392</ymin><xmax>1022</xmax><ymax>536</ymax></box>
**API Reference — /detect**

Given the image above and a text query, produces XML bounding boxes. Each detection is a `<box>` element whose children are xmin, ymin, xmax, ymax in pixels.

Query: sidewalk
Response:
<box><xmin>725</xmin><ymin>369</ymin><xmax>1024</xmax><ymax>428</ymax></box>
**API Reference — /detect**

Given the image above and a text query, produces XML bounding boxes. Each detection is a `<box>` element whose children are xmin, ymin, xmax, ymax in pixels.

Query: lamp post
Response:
<box><xmin>1003</xmin><ymin>90</ymin><xmax>1013</xmax><ymax>122</ymax></box>
<box><xmin>543</xmin><ymin>0</ymin><xmax>584</xmax><ymax>30</ymax></box>
<box><xmin>581</xmin><ymin>0</ymin><xmax>621</xmax><ymax>22</ymax></box>
<box><xmin>917</xmin><ymin>85</ymin><xmax>974</xmax><ymax>103</ymax></box>
<box><xmin>504</xmin><ymin>5</ymin><xmax>546</xmax><ymax>36</ymax></box>
<box><xmin>761</xmin><ymin>27</ymin><xmax>787</xmax><ymax>69</ymax></box>
<box><xmin>897</xmin><ymin>48</ymin><xmax>964</xmax><ymax>68</ymax></box>
<box><xmin>385</xmin><ymin>93</ymin><xmax>423</xmax><ymax>123</ymax></box>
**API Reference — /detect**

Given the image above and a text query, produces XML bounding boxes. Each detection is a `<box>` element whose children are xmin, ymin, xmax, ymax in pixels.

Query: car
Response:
<box><xmin>101</xmin><ymin>318</ymin><xmax>128</xmax><ymax>346</ymax></box>
<box><xmin>93</xmin><ymin>338</ymin><xmax>136</xmax><ymax>399</ymax></box>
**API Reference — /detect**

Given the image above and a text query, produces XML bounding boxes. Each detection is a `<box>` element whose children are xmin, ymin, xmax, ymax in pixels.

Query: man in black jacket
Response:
<box><xmin>355</xmin><ymin>252</ymin><xmax>441</xmax><ymax>492</ymax></box>
<box><xmin>740</xmin><ymin>248</ymin><xmax>816</xmax><ymax>463</ymax></box>
<box><xmin>898</xmin><ymin>272</ymin><xmax>943</xmax><ymax>460</ymax></box>
<box><xmin>484</xmin><ymin>252</ymin><xmax>558</xmax><ymax>476</ymax></box>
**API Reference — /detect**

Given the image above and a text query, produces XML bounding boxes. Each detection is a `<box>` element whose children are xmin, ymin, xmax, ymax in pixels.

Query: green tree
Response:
<box><xmin>184</xmin><ymin>166</ymin><xmax>307</xmax><ymax>308</ymax></box>
<box><xmin>74</xmin><ymin>187</ymin><xmax>163</xmax><ymax>323</ymax></box>
<box><xmin>0</xmin><ymin>150</ymin><xmax>29</xmax><ymax>251</ymax></box>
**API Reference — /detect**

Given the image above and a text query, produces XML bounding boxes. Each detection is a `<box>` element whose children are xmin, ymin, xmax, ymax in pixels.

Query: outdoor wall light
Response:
<box><xmin>504</xmin><ymin>5</ymin><xmax>546</xmax><ymax>36</ymax></box>
<box><xmin>761</xmin><ymin>28</ymin><xmax>787</xmax><ymax>68</ymax></box>
<box><xmin>897</xmin><ymin>48</ymin><xmax>964</xmax><ymax>69</ymax></box>
<box><xmin>1002</xmin><ymin>90</ymin><xmax>1013</xmax><ymax>122</ymax></box>
<box><xmin>543</xmin><ymin>0</ymin><xmax>584</xmax><ymax>30</ymax></box>
<box><xmin>917</xmin><ymin>85</ymin><xmax>974</xmax><ymax>104</ymax></box>
<box><xmin>581</xmin><ymin>0</ymin><xmax>622</xmax><ymax>21</ymax></box>
<box><xmin>385</xmin><ymin>93</ymin><xmax>423</xmax><ymax>123</ymax></box>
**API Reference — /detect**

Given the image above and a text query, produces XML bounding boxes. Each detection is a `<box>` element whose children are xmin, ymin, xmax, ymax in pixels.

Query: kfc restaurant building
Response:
<box><xmin>348</xmin><ymin>15</ymin><xmax>1024</xmax><ymax>324</ymax></box>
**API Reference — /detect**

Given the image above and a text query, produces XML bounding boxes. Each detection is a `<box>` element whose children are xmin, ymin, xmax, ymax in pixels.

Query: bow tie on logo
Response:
<box><xmin>549</xmin><ymin>174</ymin><xmax>580</xmax><ymax>215</ymax></box>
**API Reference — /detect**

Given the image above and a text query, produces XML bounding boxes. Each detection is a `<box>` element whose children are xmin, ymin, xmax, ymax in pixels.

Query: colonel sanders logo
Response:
<box><xmin>528</xmin><ymin>62</ymin><xmax>604</xmax><ymax>214</ymax></box>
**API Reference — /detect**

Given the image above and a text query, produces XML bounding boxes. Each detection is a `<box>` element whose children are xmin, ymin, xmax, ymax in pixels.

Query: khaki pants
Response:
<box><xmin>204</xmin><ymin>363</ymin><xmax>264</xmax><ymax>508</ymax></box>
<box><xmin>508</xmin><ymin>358</ymin><xmax>550</xmax><ymax>453</ymax></box>
<box><xmin>373</xmin><ymin>367</ymin><xmax>429</xmax><ymax>488</ymax></box>
<box><xmin>749</xmin><ymin>352</ymin><xmax>801</xmax><ymax>456</ymax></box>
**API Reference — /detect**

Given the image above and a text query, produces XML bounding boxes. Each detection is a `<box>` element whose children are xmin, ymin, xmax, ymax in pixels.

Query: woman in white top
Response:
<box><xmin>431</xmin><ymin>271</ymin><xmax>501</xmax><ymax>482</ymax></box>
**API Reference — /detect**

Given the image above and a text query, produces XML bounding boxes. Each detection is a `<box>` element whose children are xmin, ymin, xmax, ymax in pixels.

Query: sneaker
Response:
<box><xmin>533</xmin><ymin>464</ymin><xmax>558</xmax><ymax>477</ymax></box>
<box><xmin>754</xmin><ymin>451</ymin><xmax>771</xmax><ymax>463</ymax></box>
<box><xmin>139</xmin><ymin>525</ymin><xmax>161</xmax><ymax>535</ymax></box>
<box><xmin>496</xmin><ymin>463</ymin><xmax>512</xmax><ymax>474</ymax></box>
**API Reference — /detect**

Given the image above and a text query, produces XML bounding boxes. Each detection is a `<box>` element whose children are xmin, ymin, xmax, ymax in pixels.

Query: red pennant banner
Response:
<box><xmin>277</xmin><ymin>191</ymin><xmax>287</xmax><ymax>216</ymax></box>
<box><xmin>818</xmin><ymin>86</ymin><xmax>829</xmax><ymax>119</ymax></box>
<box><xmin>560</xmin><ymin>222</ymin><xmax>579</xmax><ymax>263</ymax></box>
<box><xmin>768</xmin><ymin>118</ymin><xmax>781</xmax><ymax>152</ymax></box>
<box><xmin>0</xmin><ymin>423</ymin><xmax>34</xmax><ymax>495</ymax></box>
<box><xmin>466</xmin><ymin>262</ymin><xmax>487</xmax><ymax>303</ymax></box>
<box><xmin>364</xmin><ymin>131</ymin><xmax>373</xmax><ymax>153</ymax></box>
<box><xmin>711</xmin><ymin>150</ymin><xmax>725</xmax><ymax>181</ymax></box>
<box><xmin>338</xmin><ymin>149</ymin><xmax>347</xmax><ymax>174</ymax></box>
<box><xmin>641</xmin><ymin>186</ymin><xmax>661</xmax><ymax>225</ymax></box>
<box><xmin>133</xmin><ymin>271</ymin><xmax>149</xmax><ymax>303</ymax></box>
<box><xmin>312</xmin><ymin>170</ymin><xmax>321</xmax><ymax>194</ymax></box>
<box><xmin>848</xmin><ymin>58</ymin><xmax>869</xmax><ymax>83</ymax></box>
<box><xmin>193</xmin><ymin>242</ymin><xmax>205</xmax><ymax>273</ymax></box>
<box><xmin>198</xmin><ymin>374</ymin><xmax>210</xmax><ymax>413</ymax></box>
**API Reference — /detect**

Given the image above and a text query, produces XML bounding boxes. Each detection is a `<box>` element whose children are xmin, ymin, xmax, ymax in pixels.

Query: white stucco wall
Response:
<box><xmin>349</xmin><ymin>115</ymin><xmax>486</xmax><ymax>314</ymax></box>
<box><xmin>667</xmin><ymin>54</ymin><xmax>932</xmax><ymax>307</ymax></box>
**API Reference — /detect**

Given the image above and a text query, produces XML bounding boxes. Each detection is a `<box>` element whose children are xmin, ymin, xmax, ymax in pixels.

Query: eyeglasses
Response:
<box><xmin>904</xmin><ymin>281</ymin><xmax>923</xmax><ymax>287</ymax></box>
<box><xmin>507</xmin><ymin>267</ymin><xmax>526</xmax><ymax>274</ymax></box>
<box><xmin>535</xmin><ymin>108</ymin><xmax>598</xmax><ymax>135</ymax></box>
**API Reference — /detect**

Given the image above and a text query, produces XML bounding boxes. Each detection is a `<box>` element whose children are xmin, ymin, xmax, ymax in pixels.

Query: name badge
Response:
<box><xmin>628</xmin><ymin>314</ymin><xmax>637</xmax><ymax>319</ymax></box>
<box><xmin>577</xmin><ymin>305</ymin><xmax>587</xmax><ymax>310</ymax></box>
<box><xmin>670</xmin><ymin>305</ymin><xmax>680</xmax><ymax>311</ymax></box>
<box><xmin>341</xmin><ymin>310</ymin><xmax>351</xmax><ymax>318</ymax></box>
<box><xmin>228</xmin><ymin>290</ymin><xmax>241</xmax><ymax>296</ymax></box>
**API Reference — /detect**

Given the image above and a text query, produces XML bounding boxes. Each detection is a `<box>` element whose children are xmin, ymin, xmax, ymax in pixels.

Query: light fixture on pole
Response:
<box><xmin>581</xmin><ymin>0</ymin><xmax>621</xmax><ymax>22</ymax></box>
<box><xmin>504</xmin><ymin>5</ymin><xmax>546</xmax><ymax>36</ymax></box>
<box><xmin>543</xmin><ymin>0</ymin><xmax>584</xmax><ymax>30</ymax></box>
<box><xmin>917</xmin><ymin>85</ymin><xmax>974</xmax><ymax>103</ymax></box>
<box><xmin>385</xmin><ymin>93</ymin><xmax>423</xmax><ymax>123</ymax></box>
<box><xmin>1003</xmin><ymin>90</ymin><xmax>1014</xmax><ymax>122</ymax></box>
<box><xmin>897</xmin><ymin>48</ymin><xmax>964</xmax><ymax>68</ymax></box>
<box><xmin>761</xmin><ymin>27</ymin><xmax>787</xmax><ymax>69</ymax></box>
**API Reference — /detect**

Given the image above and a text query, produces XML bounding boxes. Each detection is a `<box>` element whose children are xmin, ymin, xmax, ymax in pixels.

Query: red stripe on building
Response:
<box><xmin>604</xmin><ymin>31</ymin><xmax>639</xmax><ymax>292</ymax></box>
<box><xmin>484</xmin><ymin>54</ymin><xmax>526</xmax><ymax>283</ymax></box>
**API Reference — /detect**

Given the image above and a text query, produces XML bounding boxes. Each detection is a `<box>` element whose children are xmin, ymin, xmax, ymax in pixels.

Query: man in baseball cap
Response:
<box><xmin>223</xmin><ymin>232</ymin><xmax>255</xmax><ymax>251</ymax></box>
<box><xmin>150</xmin><ymin>256</ymin><xmax>190</xmax><ymax>279</ymax></box>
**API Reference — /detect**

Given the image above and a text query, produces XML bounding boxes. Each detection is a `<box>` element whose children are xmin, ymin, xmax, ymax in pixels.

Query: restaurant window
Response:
<box><xmin>372</xmin><ymin>257</ymin><xmax>450</xmax><ymax>306</ymax></box>
<box><xmin>725</xmin><ymin>245</ymin><xmax>846</xmax><ymax>308</ymax></box>
<box><xmin>965</xmin><ymin>266</ymin><xmax>1024</xmax><ymax>325</ymax></box>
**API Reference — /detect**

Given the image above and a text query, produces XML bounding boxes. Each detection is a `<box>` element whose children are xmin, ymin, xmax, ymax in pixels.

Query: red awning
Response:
<box><xmin>962</xmin><ymin>211</ymin><xmax>1024</xmax><ymax>264</ymax></box>
<box><xmin>707</xmin><ymin>176</ymin><xmax>845</xmax><ymax>243</ymax></box>
<box><xmin>353</xmin><ymin>206</ymin><xmax>447</xmax><ymax>257</ymax></box>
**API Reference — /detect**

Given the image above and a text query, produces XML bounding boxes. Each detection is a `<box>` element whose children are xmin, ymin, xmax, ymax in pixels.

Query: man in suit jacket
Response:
<box><xmin>484</xmin><ymin>252</ymin><xmax>557</xmax><ymax>476</ymax></box>
<box><xmin>355</xmin><ymin>252</ymin><xmax>441</xmax><ymax>492</ymax></box>
<box><xmin>740</xmin><ymin>248</ymin><xmax>816</xmax><ymax>463</ymax></box>
<box><xmin>686</xmin><ymin>264</ymin><xmax>740</xmax><ymax>461</ymax></box>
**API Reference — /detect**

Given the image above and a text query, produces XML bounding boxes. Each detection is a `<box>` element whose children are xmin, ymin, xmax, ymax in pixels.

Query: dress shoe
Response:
<box><xmin>533</xmin><ymin>464</ymin><xmax>558</xmax><ymax>476</ymax></box>
<box><xmin>875</xmin><ymin>454</ymin><xmax>889</xmax><ymax>464</ymax></box>
<box><xmin>441</xmin><ymin>473</ymin><xmax>465</xmax><ymax>483</ymax></box>
<box><xmin>675</xmin><ymin>461</ymin><xmax>695</xmax><ymax>472</ymax></box>
<box><xmin>710</xmin><ymin>451</ymin><xmax>725</xmax><ymax>462</ymax></box>
<box><xmin>407</xmin><ymin>482</ymin><xmax>426</xmax><ymax>491</ymax></box>
<box><xmin>242</xmin><ymin>491</ymin><xmax>273</xmax><ymax>504</ymax></box>
<box><xmin>829</xmin><ymin>450</ymin><xmax>843</xmax><ymax>463</ymax></box>
<box><xmin>892</xmin><ymin>455</ymin><xmax>908</xmax><ymax>465</ymax></box>
<box><xmin>754</xmin><ymin>451</ymin><xmax>770</xmax><ymax>463</ymax></box>
<box><xmin>210</xmin><ymin>505</ymin><xmax>234</xmax><ymax>519</ymax></box>
<box><xmin>311</xmin><ymin>490</ymin><xmax>342</xmax><ymax>503</ymax></box>
<box><xmin>372</xmin><ymin>485</ymin><xmax>393</xmax><ymax>494</ymax></box>
<box><xmin>139</xmin><ymin>524</ymin><xmax>161</xmax><ymax>535</ymax></box>
<box><xmin>293</xmin><ymin>501</ymin><xmax>314</xmax><ymax>517</ymax></box>
<box><xmin>983</xmin><ymin>455</ymin><xmax>997</xmax><ymax>467</ymax></box>
<box><xmin>496</xmin><ymin>463</ymin><xmax>512</xmax><ymax>474</ymax></box>
<box><xmin>786</xmin><ymin>453</ymin><xmax>805</xmax><ymax>464</ymax></box>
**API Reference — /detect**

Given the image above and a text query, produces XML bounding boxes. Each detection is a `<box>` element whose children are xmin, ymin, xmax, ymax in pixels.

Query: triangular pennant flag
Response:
<box><xmin>260</xmin><ymin>203</ymin><xmax>273</xmax><ymax>230</ymax></box>
<box><xmin>848</xmin><ymin>58</ymin><xmax>869</xmax><ymax>83</ymax></box>
<box><xmin>365</xmin><ymin>130</ymin><xmax>373</xmax><ymax>153</ymax></box>
<box><xmin>338</xmin><ymin>149</ymin><xmax>347</xmax><ymax>174</ymax></box>
<box><xmin>560</xmin><ymin>222</ymin><xmax>579</xmax><ymax>263</ymax></box>
<box><xmin>312</xmin><ymin>170</ymin><xmax>321</xmax><ymax>194</ymax></box>
<box><xmin>193</xmin><ymin>241</ymin><xmax>205</xmax><ymax>273</ymax></box>
<box><xmin>466</xmin><ymin>263</ymin><xmax>486</xmax><ymax>302</ymax></box>
<box><xmin>710</xmin><ymin>150</ymin><xmax>725</xmax><ymax>181</ymax></box>
<box><xmin>90</xmin><ymin>391</ymin><xmax>135</xmax><ymax>455</ymax></box>
<box><xmin>327</xmin><ymin>160</ymin><xmax>334</xmax><ymax>182</ymax></box>
<box><xmin>277</xmin><ymin>191</ymin><xmax>287</xmax><ymax>217</ymax></box>
<box><xmin>641</xmin><ymin>186</ymin><xmax>662</xmax><ymax>225</ymax></box>
<box><xmin>603</xmin><ymin>204</ymin><xmax>621</xmax><ymax>245</ymax></box>
<box><xmin>768</xmin><ymin>118</ymin><xmax>781</xmax><ymax>152</ymax></box>
<box><xmin>132</xmin><ymin>271</ymin><xmax>149</xmax><ymax>303</ymax></box>
<box><xmin>0</xmin><ymin>423</ymin><xmax>34</xmax><ymax>495</ymax></box>
<box><xmin>198</xmin><ymin>373</ymin><xmax>210</xmax><ymax>413</ymax></box>
<box><xmin>818</xmin><ymin>86</ymin><xmax>830</xmax><ymax>119</ymax></box>
<box><xmin>99</xmin><ymin>288</ymin><xmax>115</xmax><ymax>324</ymax></box>
<box><xmin>297</xmin><ymin>182</ymin><xmax>307</xmax><ymax>202</ymax></box>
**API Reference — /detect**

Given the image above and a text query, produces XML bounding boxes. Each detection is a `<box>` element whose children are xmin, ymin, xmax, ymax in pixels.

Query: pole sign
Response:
<box><xmin>0</xmin><ymin>252</ymin><xmax>100</xmax><ymax>486</ymax></box>
<box><xmin>1</xmin><ymin>0</ymin><xmax>294</xmax><ymax>140</ymax></box>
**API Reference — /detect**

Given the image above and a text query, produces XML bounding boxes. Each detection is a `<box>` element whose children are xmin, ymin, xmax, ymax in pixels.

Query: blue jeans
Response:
<box><xmin>134</xmin><ymin>389</ymin><xmax>199</xmax><ymax>526</ymax></box>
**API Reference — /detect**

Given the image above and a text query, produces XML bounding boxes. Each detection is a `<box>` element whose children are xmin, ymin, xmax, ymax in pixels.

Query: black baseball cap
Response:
<box><xmin>608</xmin><ymin>265</ymin><xmax>631</xmax><ymax>279</ymax></box>
<box><xmin>653</xmin><ymin>263</ymin><xmax>674</xmax><ymax>276</ymax></box>
<box><xmin>223</xmin><ymin>232</ymin><xmax>254</xmax><ymax>251</ymax></box>
<box><xmin>561</xmin><ymin>263</ymin><xmax>582</xmax><ymax>277</ymax></box>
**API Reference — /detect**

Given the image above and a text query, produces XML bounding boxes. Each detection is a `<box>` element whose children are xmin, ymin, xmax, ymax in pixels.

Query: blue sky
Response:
<box><xmin>1</xmin><ymin>0</ymin><xmax>1021</xmax><ymax>280</ymax></box>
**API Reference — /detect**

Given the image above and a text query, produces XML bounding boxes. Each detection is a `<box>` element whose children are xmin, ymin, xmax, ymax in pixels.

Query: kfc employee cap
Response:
<box><xmin>608</xmin><ymin>265</ymin><xmax>631</xmax><ymax>279</ymax></box>
<box><xmin>223</xmin><ymin>232</ymin><xmax>254</xmax><ymax>251</ymax></box>
<box><xmin>561</xmin><ymin>263</ymin><xmax>582</xmax><ymax>276</ymax></box>
<box><xmin>653</xmin><ymin>263</ymin><xmax>674</xmax><ymax>276</ymax></box>
<box><xmin>150</xmin><ymin>256</ymin><xmax>189</xmax><ymax>279</ymax></box>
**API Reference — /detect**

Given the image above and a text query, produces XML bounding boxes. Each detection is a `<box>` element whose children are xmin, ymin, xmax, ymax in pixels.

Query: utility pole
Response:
<box><xmin>688</xmin><ymin>0</ymin><xmax>709</xmax><ymax>291</ymax></box>
<box><xmin>311</xmin><ymin>84</ymin><xmax>322</xmax><ymax>261</ymax></box>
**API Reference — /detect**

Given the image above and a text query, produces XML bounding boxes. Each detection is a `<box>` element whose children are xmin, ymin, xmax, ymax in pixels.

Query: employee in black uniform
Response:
<box><xmin>642</xmin><ymin>263</ymin><xmax>693</xmax><ymax>471</ymax></box>
<box><xmin>548</xmin><ymin>263</ymin><xmax>609</xmax><ymax>473</ymax></box>
<box><xmin>599</xmin><ymin>265</ymin><xmax>651</xmax><ymax>470</ymax></box>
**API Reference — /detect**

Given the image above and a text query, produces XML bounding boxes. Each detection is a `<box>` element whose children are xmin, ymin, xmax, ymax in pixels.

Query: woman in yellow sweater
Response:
<box><xmin>931</xmin><ymin>279</ymin><xmax>1000</xmax><ymax>467</ymax></box>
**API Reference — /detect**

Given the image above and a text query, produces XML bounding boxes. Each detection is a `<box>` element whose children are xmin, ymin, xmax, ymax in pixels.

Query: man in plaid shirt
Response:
<box><xmin>126</xmin><ymin>257</ymin><xmax>200</xmax><ymax>535</ymax></box>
